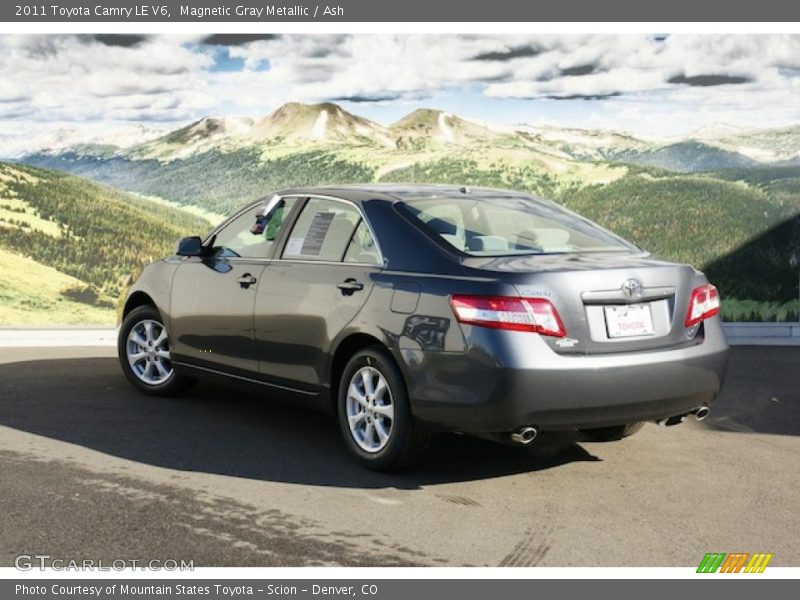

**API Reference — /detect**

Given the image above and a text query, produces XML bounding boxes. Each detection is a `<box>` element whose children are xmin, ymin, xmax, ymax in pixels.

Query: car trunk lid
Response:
<box><xmin>461</xmin><ymin>252</ymin><xmax>703</xmax><ymax>355</ymax></box>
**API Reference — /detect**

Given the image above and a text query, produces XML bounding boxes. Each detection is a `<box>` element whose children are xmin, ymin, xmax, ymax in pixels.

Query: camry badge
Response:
<box><xmin>621</xmin><ymin>279</ymin><xmax>644</xmax><ymax>298</ymax></box>
<box><xmin>555</xmin><ymin>337</ymin><xmax>579</xmax><ymax>348</ymax></box>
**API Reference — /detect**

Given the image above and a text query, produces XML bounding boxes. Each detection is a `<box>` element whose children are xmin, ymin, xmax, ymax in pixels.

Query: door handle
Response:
<box><xmin>337</xmin><ymin>278</ymin><xmax>364</xmax><ymax>295</ymax></box>
<box><xmin>237</xmin><ymin>273</ymin><xmax>257</xmax><ymax>289</ymax></box>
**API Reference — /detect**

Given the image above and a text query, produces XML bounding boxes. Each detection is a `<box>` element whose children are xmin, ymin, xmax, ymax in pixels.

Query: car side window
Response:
<box><xmin>344</xmin><ymin>221</ymin><xmax>381</xmax><ymax>265</ymax></box>
<box><xmin>283</xmin><ymin>198</ymin><xmax>362</xmax><ymax>262</ymax></box>
<box><xmin>212</xmin><ymin>197</ymin><xmax>298</xmax><ymax>258</ymax></box>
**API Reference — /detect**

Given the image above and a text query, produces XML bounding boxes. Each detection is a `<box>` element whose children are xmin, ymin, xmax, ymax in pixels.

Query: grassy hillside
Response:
<box><xmin>562</xmin><ymin>172</ymin><xmax>800</xmax><ymax>312</ymax></box>
<box><xmin>25</xmin><ymin>149</ymin><xmax>377</xmax><ymax>215</ymax></box>
<box><xmin>562</xmin><ymin>173</ymin><xmax>784</xmax><ymax>274</ymax></box>
<box><xmin>0</xmin><ymin>162</ymin><xmax>212</xmax><ymax>325</ymax></box>
<box><xmin>379</xmin><ymin>155</ymin><xmax>567</xmax><ymax>199</ymax></box>
<box><xmin>614</xmin><ymin>141</ymin><xmax>758</xmax><ymax>172</ymax></box>
<box><xmin>0</xmin><ymin>249</ymin><xmax>115</xmax><ymax>325</ymax></box>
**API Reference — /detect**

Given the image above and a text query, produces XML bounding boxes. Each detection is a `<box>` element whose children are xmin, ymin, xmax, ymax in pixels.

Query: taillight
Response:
<box><xmin>685</xmin><ymin>284</ymin><xmax>721</xmax><ymax>327</ymax></box>
<box><xmin>450</xmin><ymin>294</ymin><xmax>566</xmax><ymax>337</ymax></box>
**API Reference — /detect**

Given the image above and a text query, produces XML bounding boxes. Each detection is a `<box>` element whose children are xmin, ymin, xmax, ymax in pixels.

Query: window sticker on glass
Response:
<box><xmin>300</xmin><ymin>211</ymin><xmax>336</xmax><ymax>256</ymax></box>
<box><xmin>285</xmin><ymin>237</ymin><xmax>304</xmax><ymax>256</ymax></box>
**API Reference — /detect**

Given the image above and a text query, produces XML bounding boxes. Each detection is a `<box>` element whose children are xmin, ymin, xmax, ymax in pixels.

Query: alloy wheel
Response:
<box><xmin>346</xmin><ymin>366</ymin><xmax>395</xmax><ymax>453</ymax></box>
<box><xmin>126</xmin><ymin>319</ymin><xmax>173</xmax><ymax>386</ymax></box>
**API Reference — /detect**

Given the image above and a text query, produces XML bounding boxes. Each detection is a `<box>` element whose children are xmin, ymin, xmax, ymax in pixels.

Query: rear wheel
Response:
<box><xmin>118</xmin><ymin>305</ymin><xmax>195</xmax><ymax>396</ymax></box>
<box><xmin>337</xmin><ymin>347</ymin><xmax>430</xmax><ymax>471</ymax></box>
<box><xmin>581</xmin><ymin>422</ymin><xmax>644</xmax><ymax>442</ymax></box>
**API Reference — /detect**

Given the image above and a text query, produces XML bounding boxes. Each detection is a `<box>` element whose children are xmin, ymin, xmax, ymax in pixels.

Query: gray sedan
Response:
<box><xmin>118</xmin><ymin>185</ymin><xmax>729</xmax><ymax>471</ymax></box>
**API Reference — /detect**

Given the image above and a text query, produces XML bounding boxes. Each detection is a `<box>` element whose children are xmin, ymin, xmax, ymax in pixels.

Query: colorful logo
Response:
<box><xmin>697</xmin><ymin>553</ymin><xmax>773</xmax><ymax>573</ymax></box>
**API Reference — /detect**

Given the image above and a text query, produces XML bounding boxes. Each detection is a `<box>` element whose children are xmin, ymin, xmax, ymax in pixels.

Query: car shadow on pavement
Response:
<box><xmin>0</xmin><ymin>357</ymin><xmax>600</xmax><ymax>489</ymax></box>
<box><xmin>701</xmin><ymin>346</ymin><xmax>800</xmax><ymax>436</ymax></box>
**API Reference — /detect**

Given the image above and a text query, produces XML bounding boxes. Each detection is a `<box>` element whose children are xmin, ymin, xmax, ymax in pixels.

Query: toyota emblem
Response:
<box><xmin>621</xmin><ymin>279</ymin><xmax>643</xmax><ymax>298</ymax></box>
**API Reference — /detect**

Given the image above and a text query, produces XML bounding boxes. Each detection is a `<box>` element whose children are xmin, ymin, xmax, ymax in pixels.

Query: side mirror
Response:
<box><xmin>176</xmin><ymin>236</ymin><xmax>204</xmax><ymax>257</ymax></box>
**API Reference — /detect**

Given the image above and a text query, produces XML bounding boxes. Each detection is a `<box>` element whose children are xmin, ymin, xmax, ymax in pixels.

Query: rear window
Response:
<box><xmin>402</xmin><ymin>195</ymin><xmax>635</xmax><ymax>256</ymax></box>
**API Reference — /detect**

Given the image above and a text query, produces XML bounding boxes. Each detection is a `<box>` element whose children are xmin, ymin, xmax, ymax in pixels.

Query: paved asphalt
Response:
<box><xmin>0</xmin><ymin>346</ymin><xmax>797</xmax><ymax>567</ymax></box>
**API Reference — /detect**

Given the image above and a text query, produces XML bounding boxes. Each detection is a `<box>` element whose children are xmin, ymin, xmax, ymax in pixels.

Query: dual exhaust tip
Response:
<box><xmin>509</xmin><ymin>407</ymin><xmax>710</xmax><ymax>443</ymax></box>
<box><xmin>510</xmin><ymin>426</ymin><xmax>538</xmax><ymax>445</ymax></box>
<box><xmin>657</xmin><ymin>405</ymin><xmax>710</xmax><ymax>427</ymax></box>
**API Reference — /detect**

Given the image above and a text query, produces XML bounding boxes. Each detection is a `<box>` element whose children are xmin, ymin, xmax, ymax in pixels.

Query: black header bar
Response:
<box><xmin>3</xmin><ymin>0</ymin><xmax>800</xmax><ymax>22</ymax></box>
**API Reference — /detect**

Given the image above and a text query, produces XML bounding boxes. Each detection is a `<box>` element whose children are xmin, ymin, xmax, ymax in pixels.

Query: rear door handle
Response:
<box><xmin>337</xmin><ymin>278</ymin><xmax>364</xmax><ymax>295</ymax></box>
<box><xmin>237</xmin><ymin>273</ymin><xmax>257</xmax><ymax>289</ymax></box>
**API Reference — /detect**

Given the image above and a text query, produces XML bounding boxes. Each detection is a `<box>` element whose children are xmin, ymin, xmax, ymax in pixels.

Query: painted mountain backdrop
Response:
<box><xmin>3</xmin><ymin>102</ymin><xmax>800</xmax><ymax>324</ymax></box>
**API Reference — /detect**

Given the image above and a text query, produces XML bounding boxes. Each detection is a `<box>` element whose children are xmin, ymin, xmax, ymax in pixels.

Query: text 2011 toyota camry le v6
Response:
<box><xmin>118</xmin><ymin>185</ymin><xmax>729</xmax><ymax>471</ymax></box>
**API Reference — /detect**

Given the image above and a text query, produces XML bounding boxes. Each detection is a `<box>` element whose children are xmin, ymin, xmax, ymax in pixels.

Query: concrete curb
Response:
<box><xmin>0</xmin><ymin>328</ymin><xmax>117</xmax><ymax>347</ymax></box>
<box><xmin>723</xmin><ymin>322</ymin><xmax>800</xmax><ymax>346</ymax></box>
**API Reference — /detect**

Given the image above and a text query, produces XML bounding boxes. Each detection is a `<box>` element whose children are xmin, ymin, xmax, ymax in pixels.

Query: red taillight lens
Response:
<box><xmin>685</xmin><ymin>284</ymin><xmax>721</xmax><ymax>327</ymax></box>
<box><xmin>450</xmin><ymin>294</ymin><xmax>566</xmax><ymax>337</ymax></box>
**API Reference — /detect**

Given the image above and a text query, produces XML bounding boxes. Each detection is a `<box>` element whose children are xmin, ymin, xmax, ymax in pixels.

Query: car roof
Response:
<box><xmin>276</xmin><ymin>184</ymin><xmax>537</xmax><ymax>204</ymax></box>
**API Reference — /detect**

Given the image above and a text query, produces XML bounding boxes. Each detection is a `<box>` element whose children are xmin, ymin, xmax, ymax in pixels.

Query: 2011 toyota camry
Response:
<box><xmin>118</xmin><ymin>184</ymin><xmax>729</xmax><ymax>471</ymax></box>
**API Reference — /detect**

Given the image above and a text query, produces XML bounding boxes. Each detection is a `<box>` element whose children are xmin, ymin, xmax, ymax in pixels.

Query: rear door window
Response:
<box><xmin>343</xmin><ymin>221</ymin><xmax>381</xmax><ymax>265</ymax></box>
<box><xmin>283</xmin><ymin>198</ymin><xmax>362</xmax><ymax>262</ymax></box>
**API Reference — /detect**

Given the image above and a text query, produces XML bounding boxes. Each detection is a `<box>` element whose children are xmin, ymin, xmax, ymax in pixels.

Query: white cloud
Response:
<box><xmin>1</xmin><ymin>33</ymin><xmax>800</xmax><ymax>140</ymax></box>
<box><xmin>0</xmin><ymin>35</ymin><xmax>212</xmax><ymax>125</ymax></box>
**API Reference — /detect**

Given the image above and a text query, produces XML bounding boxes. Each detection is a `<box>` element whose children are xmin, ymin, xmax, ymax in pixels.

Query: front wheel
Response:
<box><xmin>337</xmin><ymin>347</ymin><xmax>430</xmax><ymax>471</ymax></box>
<box><xmin>118</xmin><ymin>305</ymin><xmax>195</xmax><ymax>396</ymax></box>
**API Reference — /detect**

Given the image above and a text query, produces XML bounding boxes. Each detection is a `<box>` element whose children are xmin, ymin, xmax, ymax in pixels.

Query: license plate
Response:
<box><xmin>604</xmin><ymin>304</ymin><xmax>655</xmax><ymax>338</ymax></box>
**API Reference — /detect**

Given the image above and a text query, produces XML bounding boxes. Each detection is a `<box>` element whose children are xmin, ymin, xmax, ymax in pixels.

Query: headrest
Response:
<box><xmin>535</xmin><ymin>228</ymin><xmax>570</xmax><ymax>248</ymax></box>
<box><xmin>427</xmin><ymin>217</ymin><xmax>457</xmax><ymax>236</ymax></box>
<box><xmin>467</xmin><ymin>235</ymin><xmax>509</xmax><ymax>252</ymax></box>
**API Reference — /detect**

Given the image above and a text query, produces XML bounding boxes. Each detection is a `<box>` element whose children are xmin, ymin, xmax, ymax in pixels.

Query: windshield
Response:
<box><xmin>402</xmin><ymin>195</ymin><xmax>636</xmax><ymax>257</ymax></box>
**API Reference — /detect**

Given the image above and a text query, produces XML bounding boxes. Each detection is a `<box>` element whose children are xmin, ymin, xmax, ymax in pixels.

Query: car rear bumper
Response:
<box><xmin>397</xmin><ymin>318</ymin><xmax>730</xmax><ymax>432</ymax></box>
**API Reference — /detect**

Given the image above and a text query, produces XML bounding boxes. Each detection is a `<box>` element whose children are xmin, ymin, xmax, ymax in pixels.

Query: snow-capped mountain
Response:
<box><xmin>0</xmin><ymin>124</ymin><xmax>168</xmax><ymax>159</ymax></box>
<box><xmin>248</xmin><ymin>102</ymin><xmax>395</xmax><ymax>147</ymax></box>
<box><xmin>389</xmin><ymin>109</ymin><xmax>503</xmax><ymax>148</ymax></box>
<box><xmin>702</xmin><ymin>125</ymin><xmax>800</xmax><ymax>163</ymax></box>
<box><xmin>126</xmin><ymin>116</ymin><xmax>255</xmax><ymax>160</ymax></box>
<box><xmin>511</xmin><ymin>124</ymin><xmax>653</xmax><ymax>160</ymax></box>
<box><xmin>9</xmin><ymin>102</ymin><xmax>800</xmax><ymax>172</ymax></box>
<box><xmin>123</xmin><ymin>103</ymin><xmax>397</xmax><ymax>161</ymax></box>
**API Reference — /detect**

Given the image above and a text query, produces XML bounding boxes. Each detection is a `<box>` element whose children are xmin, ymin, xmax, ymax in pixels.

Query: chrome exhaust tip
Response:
<box><xmin>657</xmin><ymin>406</ymin><xmax>710</xmax><ymax>427</ymax></box>
<box><xmin>510</xmin><ymin>426</ymin><xmax>538</xmax><ymax>445</ymax></box>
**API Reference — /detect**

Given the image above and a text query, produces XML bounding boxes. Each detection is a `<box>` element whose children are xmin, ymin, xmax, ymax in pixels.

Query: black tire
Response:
<box><xmin>118</xmin><ymin>305</ymin><xmax>195</xmax><ymax>397</ymax></box>
<box><xmin>580</xmin><ymin>422</ymin><xmax>644</xmax><ymax>442</ymax></box>
<box><xmin>337</xmin><ymin>346</ymin><xmax>431</xmax><ymax>471</ymax></box>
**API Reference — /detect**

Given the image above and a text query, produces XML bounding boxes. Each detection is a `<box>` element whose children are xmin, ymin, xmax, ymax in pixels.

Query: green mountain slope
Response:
<box><xmin>24</xmin><ymin>139</ymin><xmax>628</xmax><ymax>216</ymax></box>
<box><xmin>24</xmin><ymin>148</ymin><xmax>378</xmax><ymax>215</ymax></box>
<box><xmin>0</xmin><ymin>248</ymin><xmax>115</xmax><ymax>325</ymax></box>
<box><xmin>0</xmin><ymin>162</ymin><xmax>212</xmax><ymax>324</ymax></box>
<box><xmin>562</xmin><ymin>173</ymin><xmax>798</xmax><ymax>302</ymax></box>
<box><xmin>614</xmin><ymin>141</ymin><xmax>758</xmax><ymax>172</ymax></box>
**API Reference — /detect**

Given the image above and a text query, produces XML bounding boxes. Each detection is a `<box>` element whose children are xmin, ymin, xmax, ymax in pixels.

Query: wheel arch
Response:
<box><xmin>122</xmin><ymin>291</ymin><xmax>157</xmax><ymax>320</ymax></box>
<box><xmin>329</xmin><ymin>332</ymin><xmax>391</xmax><ymax>413</ymax></box>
